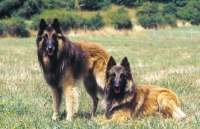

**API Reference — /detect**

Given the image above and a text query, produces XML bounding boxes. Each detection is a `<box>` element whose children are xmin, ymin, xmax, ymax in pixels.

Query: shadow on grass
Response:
<box><xmin>58</xmin><ymin>110</ymin><xmax>104</xmax><ymax>120</ymax></box>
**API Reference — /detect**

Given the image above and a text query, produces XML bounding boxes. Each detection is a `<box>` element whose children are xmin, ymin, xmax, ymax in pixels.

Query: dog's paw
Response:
<box><xmin>66</xmin><ymin>117</ymin><xmax>72</xmax><ymax>121</ymax></box>
<box><xmin>52</xmin><ymin>113</ymin><xmax>58</xmax><ymax>121</ymax></box>
<box><xmin>66</xmin><ymin>115</ymin><xmax>73</xmax><ymax>121</ymax></box>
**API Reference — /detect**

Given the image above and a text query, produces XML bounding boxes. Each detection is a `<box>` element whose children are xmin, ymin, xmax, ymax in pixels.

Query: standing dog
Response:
<box><xmin>102</xmin><ymin>56</ymin><xmax>186</xmax><ymax>121</ymax></box>
<box><xmin>36</xmin><ymin>18</ymin><xmax>109</xmax><ymax>121</ymax></box>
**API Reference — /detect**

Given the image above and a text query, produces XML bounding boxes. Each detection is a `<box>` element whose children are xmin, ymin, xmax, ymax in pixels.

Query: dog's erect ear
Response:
<box><xmin>52</xmin><ymin>18</ymin><xmax>61</xmax><ymax>32</ymax></box>
<box><xmin>107</xmin><ymin>56</ymin><xmax>117</xmax><ymax>70</ymax></box>
<box><xmin>121</xmin><ymin>57</ymin><xmax>130</xmax><ymax>70</ymax></box>
<box><xmin>39</xmin><ymin>19</ymin><xmax>47</xmax><ymax>31</ymax></box>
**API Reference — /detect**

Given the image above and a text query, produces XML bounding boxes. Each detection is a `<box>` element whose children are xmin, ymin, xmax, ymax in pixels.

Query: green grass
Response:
<box><xmin>0</xmin><ymin>30</ymin><xmax>200</xmax><ymax>128</ymax></box>
<box><xmin>138</xmin><ymin>26</ymin><xmax>200</xmax><ymax>39</ymax></box>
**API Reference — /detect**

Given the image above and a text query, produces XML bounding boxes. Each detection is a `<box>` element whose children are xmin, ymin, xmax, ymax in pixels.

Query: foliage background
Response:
<box><xmin>0</xmin><ymin>0</ymin><xmax>200</xmax><ymax>37</ymax></box>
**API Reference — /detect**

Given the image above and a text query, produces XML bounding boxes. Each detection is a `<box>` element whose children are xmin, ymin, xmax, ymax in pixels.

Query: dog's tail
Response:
<box><xmin>172</xmin><ymin>106</ymin><xmax>186</xmax><ymax>119</ymax></box>
<box><xmin>157</xmin><ymin>92</ymin><xmax>186</xmax><ymax>119</ymax></box>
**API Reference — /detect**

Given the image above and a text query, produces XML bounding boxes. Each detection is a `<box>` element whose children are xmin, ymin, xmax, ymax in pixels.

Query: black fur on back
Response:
<box><xmin>36</xmin><ymin>18</ymin><xmax>87</xmax><ymax>87</ymax></box>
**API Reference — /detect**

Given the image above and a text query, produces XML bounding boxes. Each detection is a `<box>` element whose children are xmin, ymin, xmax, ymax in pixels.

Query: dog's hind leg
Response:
<box><xmin>157</xmin><ymin>92</ymin><xmax>186</xmax><ymax>119</ymax></box>
<box><xmin>50</xmin><ymin>87</ymin><xmax>62</xmax><ymax>121</ymax></box>
<box><xmin>84</xmin><ymin>70</ymin><xmax>99</xmax><ymax>116</ymax></box>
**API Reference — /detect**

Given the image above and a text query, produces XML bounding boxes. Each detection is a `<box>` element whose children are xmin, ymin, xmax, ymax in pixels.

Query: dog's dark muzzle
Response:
<box><xmin>46</xmin><ymin>45</ymin><xmax>55</xmax><ymax>56</ymax></box>
<box><xmin>113</xmin><ymin>83</ymin><xmax>121</xmax><ymax>94</ymax></box>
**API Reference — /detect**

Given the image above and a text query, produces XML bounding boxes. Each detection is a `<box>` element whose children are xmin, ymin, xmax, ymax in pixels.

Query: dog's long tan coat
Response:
<box><xmin>37</xmin><ymin>19</ymin><xmax>109</xmax><ymax>121</ymax></box>
<box><xmin>101</xmin><ymin>57</ymin><xmax>186</xmax><ymax>122</ymax></box>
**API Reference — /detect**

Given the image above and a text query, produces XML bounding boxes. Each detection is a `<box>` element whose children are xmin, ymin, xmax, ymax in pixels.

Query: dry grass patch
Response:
<box><xmin>142</xmin><ymin>66</ymin><xmax>199</xmax><ymax>83</ymax></box>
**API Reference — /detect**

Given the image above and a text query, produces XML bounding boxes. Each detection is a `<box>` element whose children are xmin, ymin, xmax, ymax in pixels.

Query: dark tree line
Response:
<box><xmin>0</xmin><ymin>0</ymin><xmax>75</xmax><ymax>19</ymax></box>
<box><xmin>0</xmin><ymin>0</ymin><xmax>196</xmax><ymax>19</ymax></box>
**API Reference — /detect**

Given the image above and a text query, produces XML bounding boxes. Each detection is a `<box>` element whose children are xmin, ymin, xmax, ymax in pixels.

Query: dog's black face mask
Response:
<box><xmin>44</xmin><ymin>33</ymin><xmax>57</xmax><ymax>56</ymax></box>
<box><xmin>106</xmin><ymin>56</ymin><xmax>131</xmax><ymax>95</ymax></box>
<box><xmin>38</xmin><ymin>18</ymin><xmax>62</xmax><ymax>57</ymax></box>
<box><xmin>108</xmin><ymin>67</ymin><xmax>127</xmax><ymax>94</ymax></box>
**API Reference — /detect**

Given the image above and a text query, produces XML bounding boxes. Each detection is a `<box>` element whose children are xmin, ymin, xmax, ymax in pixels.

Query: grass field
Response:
<box><xmin>0</xmin><ymin>28</ymin><xmax>200</xmax><ymax>128</ymax></box>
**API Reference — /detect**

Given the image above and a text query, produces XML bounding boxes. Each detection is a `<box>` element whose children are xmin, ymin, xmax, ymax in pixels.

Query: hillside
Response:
<box><xmin>1</xmin><ymin>1</ymin><xmax>200</xmax><ymax>37</ymax></box>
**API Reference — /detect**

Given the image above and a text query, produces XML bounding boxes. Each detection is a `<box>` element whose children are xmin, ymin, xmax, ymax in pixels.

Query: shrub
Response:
<box><xmin>78</xmin><ymin>0</ymin><xmax>111</xmax><ymax>10</ymax></box>
<box><xmin>108</xmin><ymin>7</ymin><xmax>132</xmax><ymax>29</ymax></box>
<box><xmin>136</xmin><ymin>2</ymin><xmax>163</xmax><ymax>28</ymax></box>
<box><xmin>30</xmin><ymin>10</ymin><xmax>84</xmax><ymax>31</ymax></box>
<box><xmin>30</xmin><ymin>10</ymin><xmax>105</xmax><ymax>31</ymax></box>
<box><xmin>0</xmin><ymin>0</ymin><xmax>41</xmax><ymax>19</ymax></box>
<box><xmin>173</xmin><ymin>0</ymin><xmax>188</xmax><ymax>7</ymax></box>
<box><xmin>137</xmin><ymin>13</ymin><xmax>164</xmax><ymax>28</ymax></box>
<box><xmin>177</xmin><ymin>1</ymin><xmax>200</xmax><ymax>25</ymax></box>
<box><xmin>163</xmin><ymin>14</ymin><xmax>176</xmax><ymax>27</ymax></box>
<box><xmin>1</xmin><ymin>17</ymin><xmax>30</xmax><ymax>37</ymax></box>
<box><xmin>0</xmin><ymin>22</ymin><xmax>5</xmax><ymax>36</ymax></box>
<box><xmin>30</xmin><ymin>9</ymin><xmax>105</xmax><ymax>31</ymax></box>
<box><xmin>136</xmin><ymin>2</ymin><xmax>178</xmax><ymax>28</ymax></box>
<box><xmin>163</xmin><ymin>3</ymin><xmax>177</xmax><ymax>14</ymax></box>
<box><xmin>86</xmin><ymin>12</ymin><xmax>105</xmax><ymax>30</ymax></box>
<box><xmin>42</xmin><ymin>0</ymin><xmax>75</xmax><ymax>10</ymax></box>
<box><xmin>12</xmin><ymin>0</ymin><xmax>42</xmax><ymax>19</ymax></box>
<box><xmin>111</xmin><ymin>0</ymin><xmax>134</xmax><ymax>7</ymax></box>
<box><xmin>65</xmin><ymin>0</ymin><xmax>76</xmax><ymax>10</ymax></box>
<box><xmin>0</xmin><ymin>0</ymin><xmax>75</xmax><ymax>19</ymax></box>
<box><xmin>162</xmin><ymin>3</ymin><xmax>177</xmax><ymax>27</ymax></box>
<box><xmin>0</xmin><ymin>0</ymin><xmax>24</xmax><ymax>18</ymax></box>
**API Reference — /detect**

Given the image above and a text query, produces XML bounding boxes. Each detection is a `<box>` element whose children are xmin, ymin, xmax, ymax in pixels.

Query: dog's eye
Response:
<box><xmin>110</xmin><ymin>73</ymin><xmax>116</xmax><ymax>79</ymax></box>
<box><xmin>120</xmin><ymin>74</ymin><xmax>126</xmax><ymax>79</ymax></box>
<box><xmin>52</xmin><ymin>34</ymin><xmax>57</xmax><ymax>40</ymax></box>
<box><xmin>44</xmin><ymin>34</ymin><xmax>48</xmax><ymax>41</ymax></box>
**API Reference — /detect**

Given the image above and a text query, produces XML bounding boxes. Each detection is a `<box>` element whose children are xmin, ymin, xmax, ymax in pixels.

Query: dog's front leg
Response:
<box><xmin>105</xmin><ymin>103</ymin><xmax>116</xmax><ymax>119</ymax></box>
<box><xmin>62</xmin><ymin>77</ymin><xmax>79</xmax><ymax>121</ymax></box>
<box><xmin>50</xmin><ymin>86</ymin><xmax>62</xmax><ymax>121</ymax></box>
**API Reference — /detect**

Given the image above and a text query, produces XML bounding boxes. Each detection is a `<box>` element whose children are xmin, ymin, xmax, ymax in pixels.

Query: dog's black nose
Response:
<box><xmin>48</xmin><ymin>46</ymin><xmax>53</xmax><ymax>51</ymax></box>
<box><xmin>114</xmin><ymin>83</ymin><xmax>120</xmax><ymax>88</ymax></box>
<box><xmin>46</xmin><ymin>45</ymin><xmax>55</xmax><ymax>51</ymax></box>
<box><xmin>46</xmin><ymin>44</ymin><xmax>55</xmax><ymax>56</ymax></box>
<box><xmin>113</xmin><ymin>83</ymin><xmax>121</xmax><ymax>94</ymax></box>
